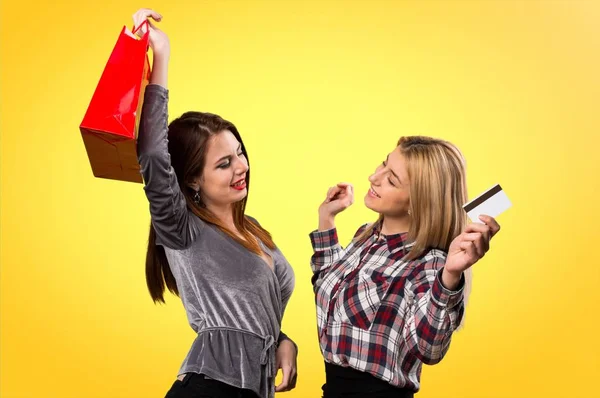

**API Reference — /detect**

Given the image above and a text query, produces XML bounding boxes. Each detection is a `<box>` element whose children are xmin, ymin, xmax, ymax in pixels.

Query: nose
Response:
<box><xmin>369</xmin><ymin>169</ymin><xmax>383</xmax><ymax>185</ymax></box>
<box><xmin>234</xmin><ymin>155</ymin><xmax>249</xmax><ymax>175</ymax></box>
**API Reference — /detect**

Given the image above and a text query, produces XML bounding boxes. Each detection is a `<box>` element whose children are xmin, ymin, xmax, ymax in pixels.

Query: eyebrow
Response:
<box><xmin>385</xmin><ymin>154</ymin><xmax>401</xmax><ymax>183</ymax></box>
<box><xmin>215</xmin><ymin>144</ymin><xmax>242</xmax><ymax>165</ymax></box>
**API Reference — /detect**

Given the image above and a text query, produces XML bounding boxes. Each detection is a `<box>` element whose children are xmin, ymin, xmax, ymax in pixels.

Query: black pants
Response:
<box><xmin>322</xmin><ymin>362</ymin><xmax>415</xmax><ymax>398</ymax></box>
<box><xmin>165</xmin><ymin>373</ymin><xmax>258</xmax><ymax>398</ymax></box>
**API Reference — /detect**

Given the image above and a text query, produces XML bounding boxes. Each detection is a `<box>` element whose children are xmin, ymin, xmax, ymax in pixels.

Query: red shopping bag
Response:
<box><xmin>80</xmin><ymin>21</ymin><xmax>151</xmax><ymax>183</ymax></box>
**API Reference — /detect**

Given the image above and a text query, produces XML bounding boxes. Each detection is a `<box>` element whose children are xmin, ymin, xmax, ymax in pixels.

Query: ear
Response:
<box><xmin>187</xmin><ymin>177</ymin><xmax>201</xmax><ymax>192</ymax></box>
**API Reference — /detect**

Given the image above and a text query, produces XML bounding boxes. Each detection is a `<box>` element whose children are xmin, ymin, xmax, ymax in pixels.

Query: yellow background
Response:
<box><xmin>2</xmin><ymin>0</ymin><xmax>599</xmax><ymax>397</ymax></box>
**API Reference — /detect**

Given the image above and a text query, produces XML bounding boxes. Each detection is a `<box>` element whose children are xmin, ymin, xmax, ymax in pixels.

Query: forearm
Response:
<box><xmin>150</xmin><ymin>53</ymin><xmax>169</xmax><ymax>88</ymax></box>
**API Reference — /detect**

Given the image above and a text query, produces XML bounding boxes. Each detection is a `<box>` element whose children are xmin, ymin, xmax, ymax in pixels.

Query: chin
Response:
<box><xmin>364</xmin><ymin>195</ymin><xmax>377</xmax><ymax>212</ymax></box>
<box><xmin>234</xmin><ymin>188</ymin><xmax>248</xmax><ymax>199</ymax></box>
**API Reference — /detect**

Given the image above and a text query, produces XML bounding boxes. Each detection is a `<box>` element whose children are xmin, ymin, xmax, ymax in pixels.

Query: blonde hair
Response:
<box><xmin>358</xmin><ymin>136</ymin><xmax>472</xmax><ymax>324</ymax></box>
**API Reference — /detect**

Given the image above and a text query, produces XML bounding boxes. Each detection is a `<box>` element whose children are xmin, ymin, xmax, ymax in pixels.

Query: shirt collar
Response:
<box><xmin>371</xmin><ymin>221</ymin><xmax>414</xmax><ymax>255</ymax></box>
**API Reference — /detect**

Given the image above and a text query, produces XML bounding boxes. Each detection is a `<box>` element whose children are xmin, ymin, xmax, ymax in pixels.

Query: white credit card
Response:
<box><xmin>463</xmin><ymin>184</ymin><xmax>511</xmax><ymax>223</ymax></box>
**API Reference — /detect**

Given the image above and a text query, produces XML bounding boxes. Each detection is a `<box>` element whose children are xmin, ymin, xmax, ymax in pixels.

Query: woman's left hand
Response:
<box><xmin>442</xmin><ymin>215</ymin><xmax>501</xmax><ymax>289</ymax></box>
<box><xmin>274</xmin><ymin>339</ymin><xmax>298</xmax><ymax>392</ymax></box>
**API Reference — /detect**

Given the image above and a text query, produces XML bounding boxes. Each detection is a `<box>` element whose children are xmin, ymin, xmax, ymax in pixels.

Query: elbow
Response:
<box><xmin>411</xmin><ymin>345</ymin><xmax>446</xmax><ymax>365</ymax></box>
<box><xmin>420</xmin><ymin>351</ymin><xmax>445</xmax><ymax>365</ymax></box>
<box><xmin>410</xmin><ymin>334</ymin><xmax>452</xmax><ymax>365</ymax></box>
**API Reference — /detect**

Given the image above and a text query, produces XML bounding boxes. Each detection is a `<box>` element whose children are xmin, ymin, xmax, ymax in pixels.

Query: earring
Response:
<box><xmin>408</xmin><ymin>209</ymin><xmax>412</xmax><ymax>216</ymax></box>
<box><xmin>193</xmin><ymin>191</ymin><xmax>202</xmax><ymax>206</ymax></box>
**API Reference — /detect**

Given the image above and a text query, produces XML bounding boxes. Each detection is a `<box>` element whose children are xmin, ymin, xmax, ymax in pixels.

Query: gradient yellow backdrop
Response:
<box><xmin>2</xmin><ymin>1</ymin><xmax>599</xmax><ymax>397</ymax></box>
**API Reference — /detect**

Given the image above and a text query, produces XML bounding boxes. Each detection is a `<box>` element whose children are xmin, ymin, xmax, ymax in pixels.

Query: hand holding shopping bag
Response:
<box><xmin>79</xmin><ymin>20</ymin><xmax>152</xmax><ymax>183</ymax></box>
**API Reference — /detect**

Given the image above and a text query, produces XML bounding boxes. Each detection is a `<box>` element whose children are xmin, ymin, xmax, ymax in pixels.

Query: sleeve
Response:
<box><xmin>309</xmin><ymin>224</ymin><xmax>368</xmax><ymax>285</ymax></box>
<box><xmin>402</xmin><ymin>255</ymin><xmax>465</xmax><ymax>365</ymax></box>
<box><xmin>137</xmin><ymin>84</ymin><xmax>204</xmax><ymax>249</ymax></box>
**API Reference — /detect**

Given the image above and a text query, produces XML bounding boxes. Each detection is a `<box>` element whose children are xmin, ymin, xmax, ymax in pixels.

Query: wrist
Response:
<box><xmin>318</xmin><ymin>214</ymin><xmax>335</xmax><ymax>231</ymax></box>
<box><xmin>279</xmin><ymin>337</ymin><xmax>298</xmax><ymax>354</ymax></box>
<box><xmin>152</xmin><ymin>52</ymin><xmax>170</xmax><ymax>65</ymax></box>
<box><xmin>441</xmin><ymin>267</ymin><xmax>462</xmax><ymax>291</ymax></box>
<box><xmin>150</xmin><ymin>56</ymin><xmax>169</xmax><ymax>87</ymax></box>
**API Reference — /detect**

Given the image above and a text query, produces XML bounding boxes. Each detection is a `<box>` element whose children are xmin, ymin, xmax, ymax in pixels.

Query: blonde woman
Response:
<box><xmin>310</xmin><ymin>136</ymin><xmax>501</xmax><ymax>397</ymax></box>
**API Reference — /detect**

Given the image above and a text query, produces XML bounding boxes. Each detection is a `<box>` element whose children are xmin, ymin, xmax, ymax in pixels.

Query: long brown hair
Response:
<box><xmin>357</xmin><ymin>136</ymin><xmax>472</xmax><ymax>310</ymax></box>
<box><xmin>146</xmin><ymin>111</ymin><xmax>276</xmax><ymax>303</ymax></box>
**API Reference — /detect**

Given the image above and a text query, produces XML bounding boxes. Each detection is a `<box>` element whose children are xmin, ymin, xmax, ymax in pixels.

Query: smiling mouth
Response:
<box><xmin>369</xmin><ymin>187</ymin><xmax>381</xmax><ymax>198</ymax></box>
<box><xmin>231</xmin><ymin>178</ymin><xmax>246</xmax><ymax>190</ymax></box>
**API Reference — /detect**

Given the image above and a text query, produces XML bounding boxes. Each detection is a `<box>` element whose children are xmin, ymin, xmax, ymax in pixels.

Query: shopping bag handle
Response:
<box><xmin>132</xmin><ymin>19</ymin><xmax>149</xmax><ymax>36</ymax></box>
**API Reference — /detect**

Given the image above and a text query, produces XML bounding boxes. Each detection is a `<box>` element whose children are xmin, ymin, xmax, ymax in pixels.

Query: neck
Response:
<box><xmin>207</xmin><ymin>203</ymin><xmax>236</xmax><ymax>230</ymax></box>
<box><xmin>380</xmin><ymin>215</ymin><xmax>410</xmax><ymax>235</ymax></box>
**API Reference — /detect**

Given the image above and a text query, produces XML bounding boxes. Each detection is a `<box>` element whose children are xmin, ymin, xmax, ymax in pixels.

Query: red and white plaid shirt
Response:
<box><xmin>310</xmin><ymin>223</ymin><xmax>465</xmax><ymax>391</ymax></box>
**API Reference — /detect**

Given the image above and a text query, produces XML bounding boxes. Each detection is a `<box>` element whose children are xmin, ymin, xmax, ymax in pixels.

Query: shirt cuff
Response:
<box><xmin>309</xmin><ymin>228</ymin><xmax>339</xmax><ymax>251</ymax></box>
<box><xmin>277</xmin><ymin>331</ymin><xmax>298</xmax><ymax>352</ymax></box>
<box><xmin>430</xmin><ymin>268</ymin><xmax>465</xmax><ymax>309</ymax></box>
<box><xmin>145</xmin><ymin>83</ymin><xmax>169</xmax><ymax>96</ymax></box>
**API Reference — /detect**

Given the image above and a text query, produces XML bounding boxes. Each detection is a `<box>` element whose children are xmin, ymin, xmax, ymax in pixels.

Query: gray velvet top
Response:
<box><xmin>138</xmin><ymin>84</ymin><xmax>295</xmax><ymax>398</ymax></box>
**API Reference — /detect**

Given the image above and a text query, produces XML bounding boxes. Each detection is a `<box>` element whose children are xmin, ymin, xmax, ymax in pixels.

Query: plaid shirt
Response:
<box><xmin>310</xmin><ymin>223</ymin><xmax>465</xmax><ymax>391</ymax></box>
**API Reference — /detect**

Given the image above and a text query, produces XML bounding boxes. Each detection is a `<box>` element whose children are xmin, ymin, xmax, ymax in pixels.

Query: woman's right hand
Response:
<box><xmin>132</xmin><ymin>8</ymin><xmax>170</xmax><ymax>59</ymax></box>
<box><xmin>132</xmin><ymin>8</ymin><xmax>170</xmax><ymax>87</ymax></box>
<box><xmin>318</xmin><ymin>183</ymin><xmax>354</xmax><ymax>230</ymax></box>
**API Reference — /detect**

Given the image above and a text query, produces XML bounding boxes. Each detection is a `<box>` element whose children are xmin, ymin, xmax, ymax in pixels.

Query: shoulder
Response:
<box><xmin>245</xmin><ymin>215</ymin><xmax>261</xmax><ymax>226</ymax></box>
<box><xmin>352</xmin><ymin>222</ymin><xmax>372</xmax><ymax>239</ymax></box>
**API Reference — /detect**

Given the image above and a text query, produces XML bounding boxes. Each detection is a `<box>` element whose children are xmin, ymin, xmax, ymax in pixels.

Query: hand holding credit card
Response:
<box><xmin>463</xmin><ymin>184</ymin><xmax>512</xmax><ymax>223</ymax></box>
